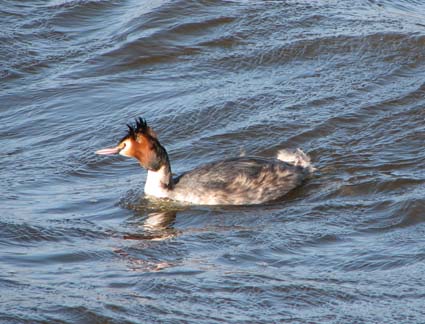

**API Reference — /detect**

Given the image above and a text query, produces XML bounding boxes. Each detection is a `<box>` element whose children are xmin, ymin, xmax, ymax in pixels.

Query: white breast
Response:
<box><xmin>144</xmin><ymin>167</ymin><xmax>170</xmax><ymax>199</ymax></box>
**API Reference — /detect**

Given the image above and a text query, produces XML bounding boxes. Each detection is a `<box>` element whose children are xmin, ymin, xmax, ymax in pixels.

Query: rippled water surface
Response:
<box><xmin>1</xmin><ymin>0</ymin><xmax>425</xmax><ymax>323</ymax></box>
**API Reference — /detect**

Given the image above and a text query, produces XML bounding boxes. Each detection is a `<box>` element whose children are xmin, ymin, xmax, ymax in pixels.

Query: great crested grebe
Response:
<box><xmin>96</xmin><ymin>118</ymin><xmax>315</xmax><ymax>205</ymax></box>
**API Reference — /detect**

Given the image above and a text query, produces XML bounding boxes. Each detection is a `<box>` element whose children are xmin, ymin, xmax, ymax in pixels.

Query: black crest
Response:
<box><xmin>128</xmin><ymin>117</ymin><xmax>148</xmax><ymax>137</ymax></box>
<box><xmin>121</xmin><ymin>117</ymin><xmax>153</xmax><ymax>142</ymax></box>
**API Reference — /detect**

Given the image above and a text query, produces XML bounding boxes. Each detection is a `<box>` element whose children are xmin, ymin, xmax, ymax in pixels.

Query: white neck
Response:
<box><xmin>144</xmin><ymin>166</ymin><xmax>171</xmax><ymax>199</ymax></box>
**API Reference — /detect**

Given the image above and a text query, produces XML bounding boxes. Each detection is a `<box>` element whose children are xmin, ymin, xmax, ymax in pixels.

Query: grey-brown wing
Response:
<box><xmin>174</xmin><ymin>157</ymin><xmax>300</xmax><ymax>190</ymax></box>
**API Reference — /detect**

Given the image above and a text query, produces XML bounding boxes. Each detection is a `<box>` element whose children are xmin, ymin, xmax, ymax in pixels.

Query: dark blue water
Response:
<box><xmin>1</xmin><ymin>0</ymin><xmax>425</xmax><ymax>323</ymax></box>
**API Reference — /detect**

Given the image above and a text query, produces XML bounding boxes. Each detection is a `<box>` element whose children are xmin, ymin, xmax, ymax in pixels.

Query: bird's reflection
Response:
<box><xmin>143</xmin><ymin>210</ymin><xmax>176</xmax><ymax>231</ymax></box>
<box><xmin>123</xmin><ymin>210</ymin><xmax>179</xmax><ymax>241</ymax></box>
<box><xmin>113</xmin><ymin>210</ymin><xmax>181</xmax><ymax>271</ymax></box>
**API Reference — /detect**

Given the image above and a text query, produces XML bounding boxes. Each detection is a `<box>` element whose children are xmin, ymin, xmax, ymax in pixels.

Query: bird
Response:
<box><xmin>96</xmin><ymin>118</ymin><xmax>314</xmax><ymax>205</ymax></box>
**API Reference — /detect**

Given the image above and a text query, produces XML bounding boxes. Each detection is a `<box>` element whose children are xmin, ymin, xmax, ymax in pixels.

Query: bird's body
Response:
<box><xmin>169</xmin><ymin>157</ymin><xmax>307</xmax><ymax>205</ymax></box>
<box><xmin>96</xmin><ymin>118</ymin><xmax>314</xmax><ymax>205</ymax></box>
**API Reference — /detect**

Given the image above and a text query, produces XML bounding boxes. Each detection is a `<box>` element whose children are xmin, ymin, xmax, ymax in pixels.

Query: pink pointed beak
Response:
<box><xmin>95</xmin><ymin>146</ymin><xmax>121</xmax><ymax>155</ymax></box>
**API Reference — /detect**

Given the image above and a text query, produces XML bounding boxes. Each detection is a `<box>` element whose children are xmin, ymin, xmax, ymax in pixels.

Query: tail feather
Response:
<box><xmin>276</xmin><ymin>148</ymin><xmax>316</xmax><ymax>173</ymax></box>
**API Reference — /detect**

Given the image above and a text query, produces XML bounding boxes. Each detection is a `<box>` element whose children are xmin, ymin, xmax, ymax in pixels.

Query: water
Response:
<box><xmin>1</xmin><ymin>0</ymin><xmax>425</xmax><ymax>322</ymax></box>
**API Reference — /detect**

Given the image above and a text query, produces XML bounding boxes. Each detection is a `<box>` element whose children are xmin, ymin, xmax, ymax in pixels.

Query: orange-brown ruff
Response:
<box><xmin>96</xmin><ymin>118</ymin><xmax>315</xmax><ymax>205</ymax></box>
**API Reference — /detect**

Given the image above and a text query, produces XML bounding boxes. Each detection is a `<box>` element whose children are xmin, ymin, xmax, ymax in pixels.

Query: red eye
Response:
<box><xmin>118</xmin><ymin>143</ymin><xmax>126</xmax><ymax>152</ymax></box>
